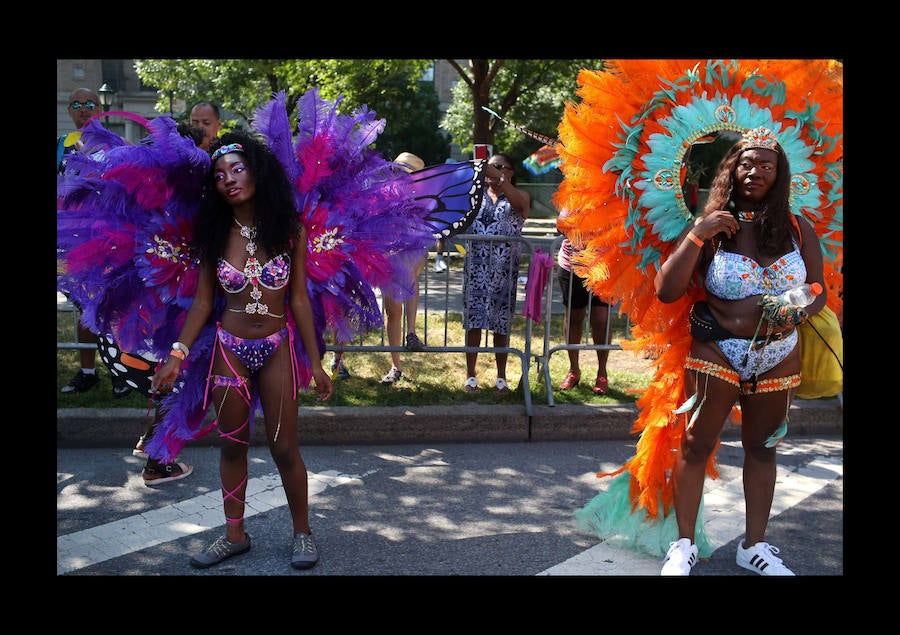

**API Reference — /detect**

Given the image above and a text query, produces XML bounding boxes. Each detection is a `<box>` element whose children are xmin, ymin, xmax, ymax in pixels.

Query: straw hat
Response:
<box><xmin>394</xmin><ymin>152</ymin><xmax>425</xmax><ymax>173</ymax></box>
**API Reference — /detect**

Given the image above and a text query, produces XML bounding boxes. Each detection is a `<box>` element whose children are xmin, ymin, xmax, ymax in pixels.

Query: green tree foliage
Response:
<box><xmin>133</xmin><ymin>59</ymin><xmax>604</xmax><ymax>169</ymax></box>
<box><xmin>441</xmin><ymin>59</ymin><xmax>605</xmax><ymax>169</ymax></box>
<box><xmin>133</xmin><ymin>59</ymin><xmax>446</xmax><ymax>158</ymax></box>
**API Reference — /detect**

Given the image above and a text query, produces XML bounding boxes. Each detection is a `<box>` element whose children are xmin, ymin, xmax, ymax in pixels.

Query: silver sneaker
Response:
<box><xmin>190</xmin><ymin>534</ymin><xmax>252</xmax><ymax>569</ymax></box>
<box><xmin>291</xmin><ymin>531</ymin><xmax>319</xmax><ymax>570</ymax></box>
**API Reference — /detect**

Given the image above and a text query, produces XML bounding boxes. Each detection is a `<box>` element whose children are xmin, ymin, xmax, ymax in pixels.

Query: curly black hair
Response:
<box><xmin>193</xmin><ymin>130</ymin><xmax>300</xmax><ymax>264</ymax></box>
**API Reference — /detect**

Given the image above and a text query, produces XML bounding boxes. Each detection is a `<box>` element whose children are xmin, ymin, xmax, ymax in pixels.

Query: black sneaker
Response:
<box><xmin>331</xmin><ymin>361</ymin><xmax>351</xmax><ymax>379</ymax></box>
<box><xmin>112</xmin><ymin>378</ymin><xmax>134</xmax><ymax>398</ymax></box>
<box><xmin>142</xmin><ymin>461</ymin><xmax>193</xmax><ymax>486</ymax></box>
<box><xmin>60</xmin><ymin>370</ymin><xmax>100</xmax><ymax>394</ymax></box>
<box><xmin>405</xmin><ymin>332</ymin><xmax>424</xmax><ymax>351</ymax></box>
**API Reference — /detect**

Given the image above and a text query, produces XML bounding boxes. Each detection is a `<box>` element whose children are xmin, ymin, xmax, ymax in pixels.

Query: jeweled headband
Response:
<box><xmin>741</xmin><ymin>126</ymin><xmax>779</xmax><ymax>151</ymax></box>
<box><xmin>211</xmin><ymin>143</ymin><xmax>244</xmax><ymax>161</ymax></box>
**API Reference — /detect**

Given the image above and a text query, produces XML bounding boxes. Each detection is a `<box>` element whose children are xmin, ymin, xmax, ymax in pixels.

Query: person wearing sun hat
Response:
<box><xmin>394</xmin><ymin>151</ymin><xmax>425</xmax><ymax>174</ymax></box>
<box><xmin>380</xmin><ymin>152</ymin><xmax>428</xmax><ymax>384</ymax></box>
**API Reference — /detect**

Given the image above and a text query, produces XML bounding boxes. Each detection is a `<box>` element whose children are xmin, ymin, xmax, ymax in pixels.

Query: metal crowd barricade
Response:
<box><xmin>326</xmin><ymin>233</ymin><xmax>539</xmax><ymax>415</ymax></box>
<box><xmin>56</xmin><ymin>293</ymin><xmax>95</xmax><ymax>351</ymax></box>
<box><xmin>57</xmin><ymin>231</ymin><xmax>629</xmax><ymax>416</ymax></box>
<box><xmin>532</xmin><ymin>235</ymin><xmax>623</xmax><ymax>407</ymax></box>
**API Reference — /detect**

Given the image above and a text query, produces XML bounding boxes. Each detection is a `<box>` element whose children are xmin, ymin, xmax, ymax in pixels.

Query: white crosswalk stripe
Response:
<box><xmin>56</xmin><ymin>469</ymin><xmax>373</xmax><ymax>575</ymax></box>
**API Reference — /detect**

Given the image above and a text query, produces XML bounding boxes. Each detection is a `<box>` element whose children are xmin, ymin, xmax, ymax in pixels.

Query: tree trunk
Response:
<box><xmin>471</xmin><ymin>59</ymin><xmax>491</xmax><ymax>145</ymax></box>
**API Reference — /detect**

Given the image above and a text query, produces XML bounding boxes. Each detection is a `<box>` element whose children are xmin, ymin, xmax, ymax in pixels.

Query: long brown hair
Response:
<box><xmin>703</xmin><ymin>141</ymin><xmax>794</xmax><ymax>256</ymax></box>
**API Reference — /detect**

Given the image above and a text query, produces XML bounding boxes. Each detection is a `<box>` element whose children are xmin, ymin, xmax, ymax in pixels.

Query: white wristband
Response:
<box><xmin>171</xmin><ymin>341</ymin><xmax>190</xmax><ymax>359</ymax></box>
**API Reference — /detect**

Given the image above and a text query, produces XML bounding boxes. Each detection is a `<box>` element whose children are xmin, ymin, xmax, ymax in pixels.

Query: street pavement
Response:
<box><xmin>57</xmin><ymin>434</ymin><xmax>843</xmax><ymax>578</ymax></box>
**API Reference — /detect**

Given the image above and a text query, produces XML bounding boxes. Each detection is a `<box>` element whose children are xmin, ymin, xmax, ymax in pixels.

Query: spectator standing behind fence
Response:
<box><xmin>462</xmin><ymin>153</ymin><xmax>531</xmax><ymax>394</ymax></box>
<box><xmin>189</xmin><ymin>101</ymin><xmax>223</xmax><ymax>151</ymax></box>
<box><xmin>57</xmin><ymin>88</ymin><xmax>115</xmax><ymax>396</ymax></box>
<box><xmin>556</xmin><ymin>236</ymin><xmax>610</xmax><ymax>394</ymax></box>
<box><xmin>380</xmin><ymin>152</ymin><xmax>427</xmax><ymax>384</ymax></box>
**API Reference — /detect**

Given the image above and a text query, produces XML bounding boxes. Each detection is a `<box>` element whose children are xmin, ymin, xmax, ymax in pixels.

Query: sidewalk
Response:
<box><xmin>57</xmin><ymin>396</ymin><xmax>842</xmax><ymax>448</ymax></box>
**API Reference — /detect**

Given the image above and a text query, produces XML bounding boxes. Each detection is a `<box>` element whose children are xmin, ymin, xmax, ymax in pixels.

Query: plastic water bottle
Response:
<box><xmin>773</xmin><ymin>282</ymin><xmax>823</xmax><ymax>307</ymax></box>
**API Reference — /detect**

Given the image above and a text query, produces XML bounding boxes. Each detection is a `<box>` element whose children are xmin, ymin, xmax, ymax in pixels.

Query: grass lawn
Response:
<box><xmin>57</xmin><ymin>308</ymin><xmax>654</xmax><ymax>410</ymax></box>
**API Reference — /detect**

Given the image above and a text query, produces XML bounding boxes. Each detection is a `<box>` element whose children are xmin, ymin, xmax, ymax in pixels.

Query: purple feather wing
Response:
<box><xmin>252</xmin><ymin>91</ymin><xmax>299</xmax><ymax>186</ymax></box>
<box><xmin>254</xmin><ymin>89</ymin><xmax>435</xmax><ymax>343</ymax></box>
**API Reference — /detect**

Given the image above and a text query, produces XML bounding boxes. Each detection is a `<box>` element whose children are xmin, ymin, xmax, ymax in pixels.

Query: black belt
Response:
<box><xmin>689</xmin><ymin>302</ymin><xmax>793</xmax><ymax>345</ymax></box>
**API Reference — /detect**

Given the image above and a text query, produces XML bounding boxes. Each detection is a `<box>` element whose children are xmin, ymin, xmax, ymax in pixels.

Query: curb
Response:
<box><xmin>57</xmin><ymin>397</ymin><xmax>842</xmax><ymax>448</ymax></box>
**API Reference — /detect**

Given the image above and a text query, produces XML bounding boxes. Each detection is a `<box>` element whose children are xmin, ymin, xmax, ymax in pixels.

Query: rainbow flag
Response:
<box><xmin>523</xmin><ymin>144</ymin><xmax>560</xmax><ymax>175</ymax></box>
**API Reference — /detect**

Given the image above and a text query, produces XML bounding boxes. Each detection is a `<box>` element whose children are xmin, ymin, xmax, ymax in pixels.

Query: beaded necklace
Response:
<box><xmin>231</xmin><ymin>217</ymin><xmax>284</xmax><ymax>318</ymax></box>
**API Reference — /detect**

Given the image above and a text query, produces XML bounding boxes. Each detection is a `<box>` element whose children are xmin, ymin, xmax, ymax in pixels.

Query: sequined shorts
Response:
<box><xmin>217</xmin><ymin>326</ymin><xmax>289</xmax><ymax>373</ymax></box>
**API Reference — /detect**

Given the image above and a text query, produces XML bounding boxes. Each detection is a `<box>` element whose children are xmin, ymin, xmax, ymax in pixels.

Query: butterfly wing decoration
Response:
<box><xmin>554</xmin><ymin>59</ymin><xmax>843</xmax><ymax>558</ymax></box>
<box><xmin>96</xmin><ymin>333</ymin><xmax>157</xmax><ymax>395</ymax></box>
<box><xmin>406</xmin><ymin>160</ymin><xmax>486</xmax><ymax>239</ymax></box>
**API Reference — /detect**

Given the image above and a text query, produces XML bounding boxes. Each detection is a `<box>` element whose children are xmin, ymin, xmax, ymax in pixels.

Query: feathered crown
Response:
<box><xmin>741</xmin><ymin>126</ymin><xmax>779</xmax><ymax>151</ymax></box>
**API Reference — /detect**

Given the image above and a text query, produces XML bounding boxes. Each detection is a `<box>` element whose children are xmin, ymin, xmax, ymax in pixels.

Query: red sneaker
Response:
<box><xmin>593</xmin><ymin>375</ymin><xmax>609</xmax><ymax>395</ymax></box>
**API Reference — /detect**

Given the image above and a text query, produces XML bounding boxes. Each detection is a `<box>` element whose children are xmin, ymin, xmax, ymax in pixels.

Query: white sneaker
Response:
<box><xmin>660</xmin><ymin>538</ymin><xmax>698</xmax><ymax>576</ymax></box>
<box><xmin>433</xmin><ymin>258</ymin><xmax>447</xmax><ymax>272</ymax></box>
<box><xmin>736</xmin><ymin>541</ymin><xmax>795</xmax><ymax>576</ymax></box>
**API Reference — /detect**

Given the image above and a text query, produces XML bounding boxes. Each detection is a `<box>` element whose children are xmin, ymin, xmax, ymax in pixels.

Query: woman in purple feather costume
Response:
<box><xmin>58</xmin><ymin>89</ymin><xmax>437</xmax><ymax>569</ymax></box>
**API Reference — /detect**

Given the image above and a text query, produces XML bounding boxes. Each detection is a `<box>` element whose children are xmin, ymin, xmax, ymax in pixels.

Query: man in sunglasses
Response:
<box><xmin>66</xmin><ymin>88</ymin><xmax>101</xmax><ymax>135</ymax></box>
<box><xmin>58</xmin><ymin>87</ymin><xmax>105</xmax><ymax>395</ymax></box>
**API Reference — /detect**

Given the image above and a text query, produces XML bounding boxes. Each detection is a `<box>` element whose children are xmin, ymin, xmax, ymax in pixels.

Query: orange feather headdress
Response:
<box><xmin>555</xmin><ymin>60</ymin><xmax>843</xmax><ymax>542</ymax></box>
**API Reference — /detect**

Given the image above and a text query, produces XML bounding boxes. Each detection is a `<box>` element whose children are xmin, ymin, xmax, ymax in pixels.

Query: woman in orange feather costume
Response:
<box><xmin>554</xmin><ymin>59</ymin><xmax>842</xmax><ymax>575</ymax></box>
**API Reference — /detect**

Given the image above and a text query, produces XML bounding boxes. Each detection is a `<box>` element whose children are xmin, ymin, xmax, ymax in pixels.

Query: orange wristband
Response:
<box><xmin>686</xmin><ymin>231</ymin><xmax>704</xmax><ymax>248</ymax></box>
<box><xmin>169</xmin><ymin>349</ymin><xmax>186</xmax><ymax>361</ymax></box>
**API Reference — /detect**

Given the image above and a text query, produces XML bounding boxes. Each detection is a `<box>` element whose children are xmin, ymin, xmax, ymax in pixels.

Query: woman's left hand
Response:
<box><xmin>150</xmin><ymin>356</ymin><xmax>181</xmax><ymax>394</ymax></box>
<box><xmin>762</xmin><ymin>301</ymin><xmax>808</xmax><ymax>326</ymax></box>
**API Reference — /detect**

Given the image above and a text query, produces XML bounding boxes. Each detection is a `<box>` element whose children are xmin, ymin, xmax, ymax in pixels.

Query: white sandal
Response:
<box><xmin>464</xmin><ymin>376</ymin><xmax>479</xmax><ymax>392</ymax></box>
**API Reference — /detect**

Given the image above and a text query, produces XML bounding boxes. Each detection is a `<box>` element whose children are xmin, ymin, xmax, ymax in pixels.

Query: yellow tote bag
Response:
<box><xmin>796</xmin><ymin>305</ymin><xmax>843</xmax><ymax>399</ymax></box>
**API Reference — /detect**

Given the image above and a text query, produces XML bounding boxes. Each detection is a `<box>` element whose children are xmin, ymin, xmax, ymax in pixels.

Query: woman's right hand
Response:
<box><xmin>150</xmin><ymin>356</ymin><xmax>181</xmax><ymax>394</ymax></box>
<box><xmin>693</xmin><ymin>209</ymin><xmax>739</xmax><ymax>241</ymax></box>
